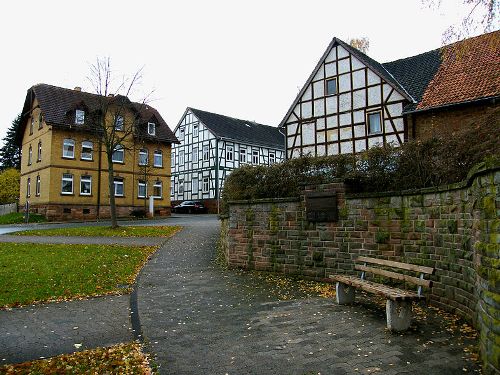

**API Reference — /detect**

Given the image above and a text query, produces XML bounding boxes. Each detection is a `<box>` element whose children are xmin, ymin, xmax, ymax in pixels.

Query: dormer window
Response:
<box><xmin>75</xmin><ymin>109</ymin><xmax>85</xmax><ymax>125</ymax></box>
<box><xmin>148</xmin><ymin>122</ymin><xmax>156</xmax><ymax>136</ymax></box>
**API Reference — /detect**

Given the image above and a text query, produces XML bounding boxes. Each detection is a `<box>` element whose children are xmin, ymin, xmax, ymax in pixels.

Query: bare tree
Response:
<box><xmin>349</xmin><ymin>37</ymin><xmax>370</xmax><ymax>53</ymax></box>
<box><xmin>422</xmin><ymin>0</ymin><xmax>498</xmax><ymax>42</ymax></box>
<box><xmin>86</xmin><ymin>57</ymin><xmax>152</xmax><ymax>228</ymax></box>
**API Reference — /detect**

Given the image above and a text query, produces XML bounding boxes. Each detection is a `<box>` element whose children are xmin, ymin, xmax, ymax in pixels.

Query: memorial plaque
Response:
<box><xmin>305</xmin><ymin>191</ymin><xmax>338</xmax><ymax>222</ymax></box>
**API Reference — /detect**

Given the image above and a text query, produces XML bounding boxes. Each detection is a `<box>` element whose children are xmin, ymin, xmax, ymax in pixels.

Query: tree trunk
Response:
<box><xmin>107</xmin><ymin>155</ymin><xmax>118</xmax><ymax>228</ymax></box>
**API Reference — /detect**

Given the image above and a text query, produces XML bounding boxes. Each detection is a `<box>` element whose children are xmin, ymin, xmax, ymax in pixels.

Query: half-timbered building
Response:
<box><xmin>171</xmin><ymin>108</ymin><xmax>285</xmax><ymax>212</ymax></box>
<box><xmin>280</xmin><ymin>31</ymin><xmax>499</xmax><ymax>158</ymax></box>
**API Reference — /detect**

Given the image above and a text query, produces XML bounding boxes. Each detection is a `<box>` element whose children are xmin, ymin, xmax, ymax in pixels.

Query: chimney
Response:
<box><xmin>74</xmin><ymin>86</ymin><xmax>82</xmax><ymax>92</ymax></box>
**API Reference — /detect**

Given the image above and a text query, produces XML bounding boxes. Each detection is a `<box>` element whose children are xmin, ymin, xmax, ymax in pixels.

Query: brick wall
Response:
<box><xmin>410</xmin><ymin>101</ymin><xmax>498</xmax><ymax>140</ymax></box>
<box><xmin>222</xmin><ymin>166</ymin><xmax>499</xmax><ymax>374</ymax></box>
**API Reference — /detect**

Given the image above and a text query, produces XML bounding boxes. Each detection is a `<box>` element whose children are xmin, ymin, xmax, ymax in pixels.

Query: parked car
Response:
<box><xmin>172</xmin><ymin>201</ymin><xmax>208</xmax><ymax>214</ymax></box>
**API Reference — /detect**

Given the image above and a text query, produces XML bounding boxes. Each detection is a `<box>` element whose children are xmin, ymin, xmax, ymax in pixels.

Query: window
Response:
<box><xmin>37</xmin><ymin>141</ymin><xmax>42</xmax><ymax>162</ymax></box>
<box><xmin>30</xmin><ymin>117</ymin><xmax>34</xmax><ymax>135</ymax></box>
<box><xmin>75</xmin><ymin>109</ymin><xmax>85</xmax><ymax>125</ymax></box>
<box><xmin>81</xmin><ymin>141</ymin><xmax>93</xmax><ymax>160</ymax></box>
<box><xmin>80</xmin><ymin>175</ymin><xmax>92</xmax><ymax>195</ymax></box>
<box><xmin>192</xmin><ymin>147</ymin><xmax>198</xmax><ymax>163</ymax></box>
<box><xmin>148</xmin><ymin>122</ymin><xmax>156</xmax><ymax>136</ymax></box>
<box><xmin>138</xmin><ymin>181</ymin><xmax>147</xmax><ymax>198</ymax></box>
<box><xmin>38</xmin><ymin>113</ymin><xmax>43</xmax><ymax>129</ymax></box>
<box><xmin>28</xmin><ymin>145</ymin><xmax>32</xmax><ymax>165</ymax></box>
<box><xmin>179</xmin><ymin>127</ymin><xmax>185</xmax><ymax>139</ymax></box>
<box><xmin>153</xmin><ymin>181</ymin><xmax>162</xmax><ymax>198</ymax></box>
<box><xmin>61</xmin><ymin>173</ymin><xmax>73</xmax><ymax>194</ymax></box>
<box><xmin>139</xmin><ymin>149</ymin><xmax>148</xmax><ymax>165</ymax></box>
<box><xmin>35</xmin><ymin>175</ymin><xmax>40</xmax><ymax>196</ymax></box>
<box><xmin>202</xmin><ymin>177</ymin><xmax>209</xmax><ymax>193</ymax></box>
<box><xmin>63</xmin><ymin>139</ymin><xmax>75</xmax><ymax>158</ymax></box>
<box><xmin>367</xmin><ymin>111</ymin><xmax>382</xmax><ymax>134</ymax></box>
<box><xmin>26</xmin><ymin>177</ymin><xmax>31</xmax><ymax>198</ymax></box>
<box><xmin>115</xmin><ymin>115</ymin><xmax>124</xmax><ymax>131</ymax></box>
<box><xmin>192</xmin><ymin>178</ymin><xmax>199</xmax><ymax>193</ymax></box>
<box><xmin>171</xmin><ymin>152</ymin><xmax>175</xmax><ymax>167</ymax></box>
<box><xmin>179</xmin><ymin>179</ymin><xmax>184</xmax><ymax>194</ymax></box>
<box><xmin>202</xmin><ymin>145</ymin><xmax>209</xmax><ymax>161</ymax></box>
<box><xmin>226</xmin><ymin>145</ymin><xmax>233</xmax><ymax>161</ymax></box>
<box><xmin>114</xmin><ymin>177</ymin><xmax>124</xmax><ymax>196</ymax></box>
<box><xmin>112</xmin><ymin>144</ymin><xmax>124</xmax><ymax>163</ymax></box>
<box><xmin>179</xmin><ymin>150</ymin><xmax>185</xmax><ymax>165</ymax></box>
<box><xmin>154</xmin><ymin>150</ymin><xmax>163</xmax><ymax>167</ymax></box>
<box><xmin>326</xmin><ymin>78</ymin><xmax>338</xmax><ymax>96</ymax></box>
<box><xmin>269</xmin><ymin>153</ymin><xmax>275</xmax><ymax>165</ymax></box>
<box><xmin>252</xmin><ymin>150</ymin><xmax>259</xmax><ymax>164</ymax></box>
<box><xmin>193</xmin><ymin>124</ymin><xmax>199</xmax><ymax>137</ymax></box>
<box><xmin>240</xmin><ymin>149</ymin><xmax>246</xmax><ymax>163</ymax></box>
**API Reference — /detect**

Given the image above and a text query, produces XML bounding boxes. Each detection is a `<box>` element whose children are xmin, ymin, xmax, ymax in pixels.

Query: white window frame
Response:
<box><xmin>148</xmin><ymin>122</ymin><xmax>156</xmax><ymax>136</ymax></box>
<box><xmin>139</xmin><ymin>148</ymin><xmax>148</xmax><ymax>166</ymax></box>
<box><xmin>115</xmin><ymin>115</ymin><xmax>124</xmax><ymax>131</ymax></box>
<box><xmin>80</xmin><ymin>175</ymin><xmax>92</xmax><ymax>196</ymax></box>
<box><xmin>75</xmin><ymin>109</ymin><xmax>85</xmax><ymax>125</ymax></box>
<box><xmin>240</xmin><ymin>149</ymin><xmax>246</xmax><ymax>163</ymax></box>
<box><xmin>37</xmin><ymin>141</ymin><xmax>42</xmax><ymax>162</ymax></box>
<box><xmin>171</xmin><ymin>152</ymin><xmax>175</xmax><ymax>167</ymax></box>
<box><xmin>35</xmin><ymin>175</ymin><xmax>40</xmax><ymax>196</ymax></box>
<box><xmin>179</xmin><ymin>127</ymin><xmax>185</xmax><ymax>139</ymax></box>
<box><xmin>226</xmin><ymin>145</ymin><xmax>233</xmax><ymax>161</ymax></box>
<box><xmin>179</xmin><ymin>150</ymin><xmax>185</xmax><ymax>165</ymax></box>
<box><xmin>153</xmin><ymin>180</ymin><xmax>162</xmax><ymax>198</ymax></box>
<box><xmin>192</xmin><ymin>147</ymin><xmax>199</xmax><ymax>163</ymax></box>
<box><xmin>138</xmin><ymin>181</ymin><xmax>147</xmax><ymax>198</ymax></box>
<box><xmin>269</xmin><ymin>152</ymin><xmax>275</xmax><ymax>165</ymax></box>
<box><xmin>26</xmin><ymin>177</ymin><xmax>31</xmax><ymax>197</ymax></box>
<box><xmin>81</xmin><ymin>141</ymin><xmax>93</xmax><ymax>161</ymax></box>
<box><xmin>179</xmin><ymin>179</ymin><xmax>184</xmax><ymax>194</ymax></box>
<box><xmin>367</xmin><ymin>111</ymin><xmax>383</xmax><ymax>134</ymax></box>
<box><xmin>192</xmin><ymin>178</ymin><xmax>199</xmax><ymax>193</ymax></box>
<box><xmin>112</xmin><ymin>144</ymin><xmax>124</xmax><ymax>163</ymax></box>
<box><xmin>252</xmin><ymin>150</ymin><xmax>259</xmax><ymax>164</ymax></box>
<box><xmin>202</xmin><ymin>177</ymin><xmax>209</xmax><ymax>193</ymax></box>
<box><xmin>61</xmin><ymin>173</ymin><xmax>73</xmax><ymax>195</ymax></box>
<box><xmin>153</xmin><ymin>150</ymin><xmax>163</xmax><ymax>167</ymax></box>
<box><xmin>63</xmin><ymin>139</ymin><xmax>75</xmax><ymax>159</ymax></box>
<box><xmin>193</xmin><ymin>124</ymin><xmax>199</xmax><ymax>137</ymax></box>
<box><xmin>202</xmin><ymin>145</ymin><xmax>209</xmax><ymax>161</ymax></box>
<box><xmin>114</xmin><ymin>178</ymin><xmax>124</xmax><ymax>197</ymax></box>
<box><xmin>28</xmin><ymin>145</ymin><xmax>32</xmax><ymax>165</ymax></box>
<box><xmin>325</xmin><ymin>78</ymin><xmax>338</xmax><ymax>96</ymax></box>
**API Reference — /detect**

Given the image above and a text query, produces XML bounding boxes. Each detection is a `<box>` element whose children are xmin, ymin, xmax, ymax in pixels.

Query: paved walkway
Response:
<box><xmin>0</xmin><ymin>215</ymin><xmax>480</xmax><ymax>374</ymax></box>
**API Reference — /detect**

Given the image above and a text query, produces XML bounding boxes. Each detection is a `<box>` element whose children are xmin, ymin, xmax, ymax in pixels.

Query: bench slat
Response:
<box><xmin>355</xmin><ymin>264</ymin><xmax>432</xmax><ymax>288</ymax></box>
<box><xmin>329</xmin><ymin>275</ymin><xmax>422</xmax><ymax>301</ymax></box>
<box><xmin>357</xmin><ymin>256</ymin><xmax>434</xmax><ymax>274</ymax></box>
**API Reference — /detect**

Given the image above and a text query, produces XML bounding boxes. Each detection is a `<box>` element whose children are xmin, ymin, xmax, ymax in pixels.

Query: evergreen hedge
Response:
<box><xmin>222</xmin><ymin>112</ymin><xmax>499</xmax><ymax>205</ymax></box>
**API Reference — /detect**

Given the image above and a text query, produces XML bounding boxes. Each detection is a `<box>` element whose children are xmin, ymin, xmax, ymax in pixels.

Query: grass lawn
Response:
<box><xmin>0</xmin><ymin>243</ymin><xmax>157</xmax><ymax>307</ymax></box>
<box><xmin>0</xmin><ymin>342</ymin><xmax>151</xmax><ymax>374</ymax></box>
<box><xmin>0</xmin><ymin>212</ymin><xmax>46</xmax><ymax>225</ymax></box>
<box><xmin>14</xmin><ymin>225</ymin><xmax>181</xmax><ymax>237</ymax></box>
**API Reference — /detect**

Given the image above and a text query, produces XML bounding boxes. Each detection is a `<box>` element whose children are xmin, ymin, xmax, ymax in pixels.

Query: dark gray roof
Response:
<box><xmin>383</xmin><ymin>49</ymin><xmax>442</xmax><ymax>112</ymax></box>
<box><xmin>17</xmin><ymin>83</ymin><xmax>178</xmax><ymax>144</ymax></box>
<box><xmin>188</xmin><ymin>107</ymin><xmax>285</xmax><ymax>149</ymax></box>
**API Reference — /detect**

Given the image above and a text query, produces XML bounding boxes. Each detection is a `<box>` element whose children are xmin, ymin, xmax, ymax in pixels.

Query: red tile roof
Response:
<box><xmin>417</xmin><ymin>31</ymin><xmax>500</xmax><ymax>111</ymax></box>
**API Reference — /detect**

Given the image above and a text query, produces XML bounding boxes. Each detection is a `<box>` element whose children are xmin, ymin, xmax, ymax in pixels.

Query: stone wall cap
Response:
<box><xmin>228</xmin><ymin>197</ymin><xmax>301</xmax><ymax>205</ymax></box>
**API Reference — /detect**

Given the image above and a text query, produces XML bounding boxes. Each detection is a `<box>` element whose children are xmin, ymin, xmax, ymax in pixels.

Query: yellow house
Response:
<box><xmin>17</xmin><ymin>84</ymin><xmax>178</xmax><ymax>221</ymax></box>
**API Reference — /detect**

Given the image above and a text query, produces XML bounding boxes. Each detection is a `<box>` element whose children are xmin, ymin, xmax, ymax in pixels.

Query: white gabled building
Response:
<box><xmin>171</xmin><ymin>107</ymin><xmax>285</xmax><ymax>212</ymax></box>
<box><xmin>279</xmin><ymin>37</ymin><xmax>412</xmax><ymax>159</ymax></box>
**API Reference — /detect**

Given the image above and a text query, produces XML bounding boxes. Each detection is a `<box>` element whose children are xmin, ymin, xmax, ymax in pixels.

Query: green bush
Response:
<box><xmin>222</xmin><ymin>114</ymin><xmax>499</xmax><ymax>209</ymax></box>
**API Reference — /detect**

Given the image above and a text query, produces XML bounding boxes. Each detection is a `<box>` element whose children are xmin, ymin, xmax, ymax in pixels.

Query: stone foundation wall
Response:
<box><xmin>222</xmin><ymin>166</ymin><xmax>499</xmax><ymax>374</ymax></box>
<box><xmin>31</xmin><ymin>204</ymin><xmax>171</xmax><ymax>221</ymax></box>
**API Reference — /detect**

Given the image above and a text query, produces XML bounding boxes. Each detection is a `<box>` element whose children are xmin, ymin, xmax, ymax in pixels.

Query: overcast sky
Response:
<box><xmin>0</xmin><ymin>0</ymin><xmax>489</xmax><ymax>143</ymax></box>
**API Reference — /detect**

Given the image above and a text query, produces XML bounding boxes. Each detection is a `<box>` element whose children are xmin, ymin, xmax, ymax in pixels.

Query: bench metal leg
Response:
<box><xmin>386</xmin><ymin>300</ymin><xmax>412</xmax><ymax>331</ymax></box>
<box><xmin>336</xmin><ymin>282</ymin><xmax>355</xmax><ymax>304</ymax></box>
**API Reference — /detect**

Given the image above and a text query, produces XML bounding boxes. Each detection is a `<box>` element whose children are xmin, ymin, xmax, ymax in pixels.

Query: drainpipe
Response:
<box><xmin>96</xmin><ymin>140</ymin><xmax>102</xmax><ymax>221</ymax></box>
<box><xmin>215</xmin><ymin>137</ymin><xmax>220</xmax><ymax>215</ymax></box>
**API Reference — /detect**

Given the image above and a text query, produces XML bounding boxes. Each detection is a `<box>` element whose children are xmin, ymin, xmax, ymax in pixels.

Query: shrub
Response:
<box><xmin>222</xmin><ymin>113</ymin><xmax>499</xmax><ymax>209</ymax></box>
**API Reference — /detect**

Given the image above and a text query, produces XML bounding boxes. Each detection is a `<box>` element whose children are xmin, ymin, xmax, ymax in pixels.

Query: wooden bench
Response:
<box><xmin>329</xmin><ymin>256</ymin><xmax>434</xmax><ymax>331</ymax></box>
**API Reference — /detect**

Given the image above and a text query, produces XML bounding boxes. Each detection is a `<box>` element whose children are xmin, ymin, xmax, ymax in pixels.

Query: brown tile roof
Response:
<box><xmin>17</xmin><ymin>83</ymin><xmax>178</xmax><ymax>145</ymax></box>
<box><xmin>416</xmin><ymin>31</ymin><xmax>500</xmax><ymax>111</ymax></box>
